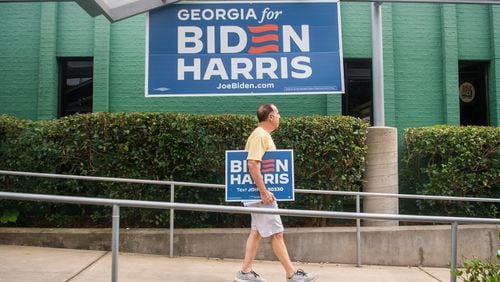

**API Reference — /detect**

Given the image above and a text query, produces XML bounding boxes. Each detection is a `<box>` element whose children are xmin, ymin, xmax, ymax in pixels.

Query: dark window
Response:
<box><xmin>342</xmin><ymin>59</ymin><xmax>373</xmax><ymax>124</ymax></box>
<box><xmin>459</xmin><ymin>61</ymin><xmax>489</xmax><ymax>126</ymax></box>
<box><xmin>59</xmin><ymin>58</ymin><xmax>93</xmax><ymax>117</ymax></box>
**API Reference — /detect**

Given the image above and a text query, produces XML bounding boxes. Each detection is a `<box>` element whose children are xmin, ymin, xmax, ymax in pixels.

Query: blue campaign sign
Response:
<box><xmin>146</xmin><ymin>0</ymin><xmax>343</xmax><ymax>97</ymax></box>
<box><xmin>225</xmin><ymin>150</ymin><xmax>294</xmax><ymax>202</ymax></box>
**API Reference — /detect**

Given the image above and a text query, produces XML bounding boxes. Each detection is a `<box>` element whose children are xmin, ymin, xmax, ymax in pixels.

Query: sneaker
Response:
<box><xmin>286</xmin><ymin>269</ymin><xmax>315</xmax><ymax>282</ymax></box>
<box><xmin>234</xmin><ymin>270</ymin><xmax>266</xmax><ymax>282</ymax></box>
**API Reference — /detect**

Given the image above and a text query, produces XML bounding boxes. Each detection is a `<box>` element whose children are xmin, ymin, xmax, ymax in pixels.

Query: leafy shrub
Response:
<box><xmin>0</xmin><ymin>114</ymin><xmax>27</xmax><ymax>138</ymax></box>
<box><xmin>0</xmin><ymin>114</ymin><xmax>28</xmax><ymax>224</ymax></box>
<box><xmin>454</xmin><ymin>254</ymin><xmax>500</xmax><ymax>282</ymax></box>
<box><xmin>0</xmin><ymin>112</ymin><xmax>368</xmax><ymax>228</ymax></box>
<box><xmin>403</xmin><ymin>125</ymin><xmax>500</xmax><ymax>217</ymax></box>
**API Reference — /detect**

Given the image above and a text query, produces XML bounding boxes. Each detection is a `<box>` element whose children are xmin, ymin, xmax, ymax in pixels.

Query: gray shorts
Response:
<box><xmin>246</xmin><ymin>201</ymin><xmax>284</xmax><ymax>238</ymax></box>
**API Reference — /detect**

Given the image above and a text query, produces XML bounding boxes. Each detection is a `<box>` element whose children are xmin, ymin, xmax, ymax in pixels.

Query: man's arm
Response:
<box><xmin>248</xmin><ymin>159</ymin><xmax>276</xmax><ymax>204</ymax></box>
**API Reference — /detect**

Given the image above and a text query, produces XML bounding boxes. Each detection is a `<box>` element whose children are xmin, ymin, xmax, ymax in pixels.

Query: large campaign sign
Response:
<box><xmin>146</xmin><ymin>0</ymin><xmax>343</xmax><ymax>97</ymax></box>
<box><xmin>225</xmin><ymin>150</ymin><xmax>294</xmax><ymax>202</ymax></box>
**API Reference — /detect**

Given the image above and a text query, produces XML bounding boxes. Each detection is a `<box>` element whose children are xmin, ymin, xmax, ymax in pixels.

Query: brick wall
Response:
<box><xmin>0</xmin><ymin>2</ymin><xmax>498</xmax><ymax>126</ymax></box>
<box><xmin>0</xmin><ymin>4</ymin><xmax>41</xmax><ymax>120</ymax></box>
<box><xmin>56</xmin><ymin>2</ymin><xmax>94</xmax><ymax>57</ymax></box>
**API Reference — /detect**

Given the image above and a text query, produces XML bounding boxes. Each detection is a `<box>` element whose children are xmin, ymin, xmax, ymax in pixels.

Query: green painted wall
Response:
<box><xmin>56</xmin><ymin>3</ymin><xmax>94</xmax><ymax>57</ymax></box>
<box><xmin>0</xmin><ymin>2</ymin><xmax>499</xmax><ymax>128</ymax></box>
<box><xmin>0</xmin><ymin>4</ymin><xmax>41</xmax><ymax>120</ymax></box>
<box><xmin>341</xmin><ymin>2</ymin><xmax>372</xmax><ymax>58</ymax></box>
<box><xmin>457</xmin><ymin>5</ymin><xmax>491</xmax><ymax>60</ymax></box>
<box><xmin>37</xmin><ymin>3</ymin><xmax>58</xmax><ymax>120</ymax></box>
<box><xmin>441</xmin><ymin>4</ymin><xmax>460</xmax><ymax>125</ymax></box>
<box><xmin>490</xmin><ymin>6</ymin><xmax>500</xmax><ymax>125</ymax></box>
<box><xmin>393</xmin><ymin>4</ymin><xmax>444</xmax><ymax>130</ymax></box>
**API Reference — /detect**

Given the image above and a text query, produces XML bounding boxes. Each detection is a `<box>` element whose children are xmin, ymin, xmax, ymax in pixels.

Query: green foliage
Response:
<box><xmin>454</xmin><ymin>253</ymin><xmax>500</xmax><ymax>282</ymax></box>
<box><xmin>0</xmin><ymin>115</ymin><xmax>27</xmax><ymax>225</ymax></box>
<box><xmin>0</xmin><ymin>112</ymin><xmax>368</xmax><ymax>228</ymax></box>
<box><xmin>0</xmin><ymin>114</ymin><xmax>28</xmax><ymax>162</ymax></box>
<box><xmin>403</xmin><ymin>125</ymin><xmax>500</xmax><ymax>217</ymax></box>
<box><xmin>0</xmin><ymin>114</ymin><xmax>27</xmax><ymax>138</ymax></box>
<box><xmin>275</xmin><ymin>116</ymin><xmax>368</xmax><ymax>225</ymax></box>
<box><xmin>0</xmin><ymin>209</ymin><xmax>19</xmax><ymax>224</ymax></box>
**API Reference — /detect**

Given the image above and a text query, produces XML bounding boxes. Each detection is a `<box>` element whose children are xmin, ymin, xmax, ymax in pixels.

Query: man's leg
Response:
<box><xmin>241</xmin><ymin>230</ymin><xmax>261</xmax><ymax>272</ymax></box>
<box><xmin>270</xmin><ymin>232</ymin><xmax>295</xmax><ymax>278</ymax></box>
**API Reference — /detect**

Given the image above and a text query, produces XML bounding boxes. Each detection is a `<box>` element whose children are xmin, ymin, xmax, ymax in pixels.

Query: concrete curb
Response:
<box><xmin>0</xmin><ymin>225</ymin><xmax>497</xmax><ymax>267</ymax></box>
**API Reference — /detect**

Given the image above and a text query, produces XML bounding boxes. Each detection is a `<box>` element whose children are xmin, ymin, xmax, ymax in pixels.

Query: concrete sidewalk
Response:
<box><xmin>0</xmin><ymin>245</ymin><xmax>453</xmax><ymax>282</ymax></box>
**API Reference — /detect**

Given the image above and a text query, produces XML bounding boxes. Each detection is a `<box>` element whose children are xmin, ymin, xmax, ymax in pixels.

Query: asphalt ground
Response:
<box><xmin>0</xmin><ymin>245</ymin><xmax>454</xmax><ymax>282</ymax></box>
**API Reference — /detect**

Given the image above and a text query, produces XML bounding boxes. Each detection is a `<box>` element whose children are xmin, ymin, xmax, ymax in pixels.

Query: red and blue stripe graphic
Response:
<box><xmin>261</xmin><ymin>159</ymin><xmax>276</xmax><ymax>173</ymax></box>
<box><xmin>247</xmin><ymin>24</ymin><xmax>279</xmax><ymax>54</ymax></box>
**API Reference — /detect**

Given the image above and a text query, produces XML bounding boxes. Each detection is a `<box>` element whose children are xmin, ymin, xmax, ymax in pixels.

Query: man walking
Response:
<box><xmin>235</xmin><ymin>103</ymin><xmax>315</xmax><ymax>282</ymax></box>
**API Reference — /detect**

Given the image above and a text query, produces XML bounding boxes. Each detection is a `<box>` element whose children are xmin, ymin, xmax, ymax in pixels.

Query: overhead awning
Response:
<box><xmin>74</xmin><ymin>0</ymin><xmax>180</xmax><ymax>22</ymax></box>
<box><xmin>0</xmin><ymin>0</ymin><xmax>498</xmax><ymax>22</ymax></box>
<box><xmin>0</xmin><ymin>0</ymin><xmax>179</xmax><ymax>22</ymax></box>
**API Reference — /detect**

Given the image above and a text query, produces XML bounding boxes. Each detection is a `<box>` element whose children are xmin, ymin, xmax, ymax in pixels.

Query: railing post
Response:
<box><xmin>111</xmin><ymin>204</ymin><xmax>120</xmax><ymax>282</ymax></box>
<box><xmin>356</xmin><ymin>194</ymin><xmax>362</xmax><ymax>267</ymax></box>
<box><xmin>170</xmin><ymin>183</ymin><xmax>175</xmax><ymax>258</ymax></box>
<box><xmin>450</xmin><ymin>222</ymin><xmax>458</xmax><ymax>282</ymax></box>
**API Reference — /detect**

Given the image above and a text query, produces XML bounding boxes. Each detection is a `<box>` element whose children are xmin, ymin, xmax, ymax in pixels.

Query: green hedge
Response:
<box><xmin>0</xmin><ymin>112</ymin><xmax>368</xmax><ymax>227</ymax></box>
<box><xmin>403</xmin><ymin>125</ymin><xmax>500</xmax><ymax>217</ymax></box>
<box><xmin>0</xmin><ymin>115</ymin><xmax>27</xmax><ymax>224</ymax></box>
<box><xmin>0</xmin><ymin>114</ymin><xmax>27</xmax><ymax>149</ymax></box>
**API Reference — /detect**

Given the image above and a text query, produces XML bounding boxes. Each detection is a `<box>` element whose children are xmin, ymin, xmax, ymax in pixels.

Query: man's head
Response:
<box><xmin>257</xmin><ymin>103</ymin><xmax>280</xmax><ymax>130</ymax></box>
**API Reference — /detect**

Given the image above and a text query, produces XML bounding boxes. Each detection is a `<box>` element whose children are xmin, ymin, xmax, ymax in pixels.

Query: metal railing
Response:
<box><xmin>1</xmin><ymin>170</ymin><xmax>499</xmax><ymax>282</ymax></box>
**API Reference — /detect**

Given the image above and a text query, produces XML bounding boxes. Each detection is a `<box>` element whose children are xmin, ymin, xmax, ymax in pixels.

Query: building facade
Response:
<box><xmin>0</xmin><ymin>2</ymin><xmax>499</xmax><ymax>132</ymax></box>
